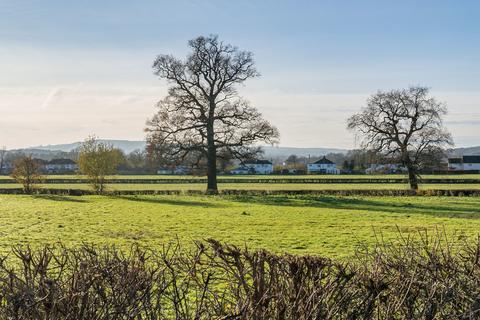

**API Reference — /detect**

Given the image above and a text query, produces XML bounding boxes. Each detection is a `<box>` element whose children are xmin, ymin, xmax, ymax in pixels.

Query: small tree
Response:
<box><xmin>0</xmin><ymin>146</ymin><xmax>6</xmax><ymax>174</ymax></box>
<box><xmin>77</xmin><ymin>137</ymin><xmax>124</xmax><ymax>194</ymax></box>
<box><xmin>11</xmin><ymin>155</ymin><xmax>43</xmax><ymax>194</ymax></box>
<box><xmin>348</xmin><ymin>87</ymin><xmax>453</xmax><ymax>191</ymax></box>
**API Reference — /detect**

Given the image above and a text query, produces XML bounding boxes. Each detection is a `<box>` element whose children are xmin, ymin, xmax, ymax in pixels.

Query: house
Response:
<box><xmin>230</xmin><ymin>160</ymin><xmax>273</xmax><ymax>175</ymax></box>
<box><xmin>307</xmin><ymin>156</ymin><xmax>340</xmax><ymax>174</ymax></box>
<box><xmin>448</xmin><ymin>156</ymin><xmax>480</xmax><ymax>171</ymax></box>
<box><xmin>157</xmin><ymin>166</ymin><xmax>190</xmax><ymax>175</ymax></box>
<box><xmin>44</xmin><ymin>159</ymin><xmax>78</xmax><ymax>173</ymax></box>
<box><xmin>0</xmin><ymin>161</ymin><xmax>13</xmax><ymax>174</ymax></box>
<box><xmin>366</xmin><ymin>163</ymin><xmax>407</xmax><ymax>174</ymax></box>
<box><xmin>244</xmin><ymin>160</ymin><xmax>273</xmax><ymax>174</ymax></box>
<box><xmin>230</xmin><ymin>166</ymin><xmax>254</xmax><ymax>175</ymax></box>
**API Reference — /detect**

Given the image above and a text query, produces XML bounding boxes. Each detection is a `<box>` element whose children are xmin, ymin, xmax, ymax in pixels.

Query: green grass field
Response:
<box><xmin>1</xmin><ymin>194</ymin><xmax>479</xmax><ymax>258</ymax></box>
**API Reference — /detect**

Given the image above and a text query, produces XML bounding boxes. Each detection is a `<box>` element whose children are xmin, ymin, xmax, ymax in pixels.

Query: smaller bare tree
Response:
<box><xmin>0</xmin><ymin>146</ymin><xmax>6</xmax><ymax>174</ymax></box>
<box><xmin>348</xmin><ymin>86</ymin><xmax>453</xmax><ymax>191</ymax></box>
<box><xmin>11</xmin><ymin>155</ymin><xmax>44</xmax><ymax>194</ymax></box>
<box><xmin>77</xmin><ymin>137</ymin><xmax>124</xmax><ymax>194</ymax></box>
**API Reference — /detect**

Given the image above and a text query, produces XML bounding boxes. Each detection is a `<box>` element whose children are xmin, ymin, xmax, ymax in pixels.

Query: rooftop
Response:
<box><xmin>311</xmin><ymin>156</ymin><xmax>334</xmax><ymax>165</ymax></box>
<box><xmin>244</xmin><ymin>160</ymin><xmax>272</xmax><ymax>165</ymax></box>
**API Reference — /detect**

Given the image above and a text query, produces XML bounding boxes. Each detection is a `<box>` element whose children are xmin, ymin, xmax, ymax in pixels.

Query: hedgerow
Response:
<box><xmin>0</xmin><ymin>235</ymin><xmax>479</xmax><ymax>319</ymax></box>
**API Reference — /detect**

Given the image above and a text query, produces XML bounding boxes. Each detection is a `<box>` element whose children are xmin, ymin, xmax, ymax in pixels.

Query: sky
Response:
<box><xmin>0</xmin><ymin>0</ymin><xmax>479</xmax><ymax>150</ymax></box>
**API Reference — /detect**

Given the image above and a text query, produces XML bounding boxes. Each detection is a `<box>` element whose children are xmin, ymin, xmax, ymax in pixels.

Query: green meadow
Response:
<box><xmin>1</xmin><ymin>194</ymin><xmax>479</xmax><ymax>258</ymax></box>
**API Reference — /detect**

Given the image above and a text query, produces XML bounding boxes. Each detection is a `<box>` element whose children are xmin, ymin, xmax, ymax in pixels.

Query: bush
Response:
<box><xmin>0</xmin><ymin>235</ymin><xmax>479</xmax><ymax>319</ymax></box>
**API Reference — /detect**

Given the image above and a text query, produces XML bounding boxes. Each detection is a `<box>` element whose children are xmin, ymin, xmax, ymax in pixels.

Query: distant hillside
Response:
<box><xmin>16</xmin><ymin>140</ymin><xmax>480</xmax><ymax>159</ymax></box>
<box><xmin>29</xmin><ymin>140</ymin><xmax>147</xmax><ymax>154</ymax></box>
<box><xmin>24</xmin><ymin>141</ymin><xmax>348</xmax><ymax>158</ymax></box>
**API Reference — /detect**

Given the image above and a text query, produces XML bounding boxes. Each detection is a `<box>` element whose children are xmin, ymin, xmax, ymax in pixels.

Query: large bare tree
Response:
<box><xmin>146</xmin><ymin>35</ymin><xmax>279</xmax><ymax>193</ymax></box>
<box><xmin>347</xmin><ymin>87</ymin><xmax>453</xmax><ymax>191</ymax></box>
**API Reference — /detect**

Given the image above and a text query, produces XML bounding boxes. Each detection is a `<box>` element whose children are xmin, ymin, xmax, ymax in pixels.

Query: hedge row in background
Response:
<box><xmin>0</xmin><ymin>236</ymin><xmax>479</xmax><ymax>319</ymax></box>
<box><xmin>1</xmin><ymin>178</ymin><xmax>480</xmax><ymax>184</ymax></box>
<box><xmin>1</xmin><ymin>188</ymin><xmax>480</xmax><ymax>196</ymax></box>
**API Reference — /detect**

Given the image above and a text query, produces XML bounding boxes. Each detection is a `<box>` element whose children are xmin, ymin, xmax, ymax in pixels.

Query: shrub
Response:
<box><xmin>10</xmin><ymin>155</ymin><xmax>44</xmax><ymax>194</ymax></box>
<box><xmin>0</xmin><ymin>235</ymin><xmax>479</xmax><ymax>319</ymax></box>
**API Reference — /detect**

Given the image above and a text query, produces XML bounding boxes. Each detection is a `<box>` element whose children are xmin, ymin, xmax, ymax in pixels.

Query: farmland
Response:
<box><xmin>1</xmin><ymin>174</ymin><xmax>479</xmax><ymax>258</ymax></box>
<box><xmin>1</xmin><ymin>194</ymin><xmax>480</xmax><ymax>258</ymax></box>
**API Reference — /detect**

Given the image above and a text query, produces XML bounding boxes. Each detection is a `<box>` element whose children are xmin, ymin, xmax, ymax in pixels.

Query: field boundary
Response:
<box><xmin>1</xmin><ymin>188</ymin><xmax>479</xmax><ymax>196</ymax></box>
<box><xmin>1</xmin><ymin>177</ymin><xmax>480</xmax><ymax>184</ymax></box>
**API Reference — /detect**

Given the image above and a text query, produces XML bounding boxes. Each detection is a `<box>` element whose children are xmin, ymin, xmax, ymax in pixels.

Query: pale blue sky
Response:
<box><xmin>0</xmin><ymin>0</ymin><xmax>479</xmax><ymax>149</ymax></box>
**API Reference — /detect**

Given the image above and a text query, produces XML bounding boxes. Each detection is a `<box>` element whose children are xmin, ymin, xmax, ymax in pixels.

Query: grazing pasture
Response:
<box><xmin>1</xmin><ymin>194</ymin><xmax>479</xmax><ymax>258</ymax></box>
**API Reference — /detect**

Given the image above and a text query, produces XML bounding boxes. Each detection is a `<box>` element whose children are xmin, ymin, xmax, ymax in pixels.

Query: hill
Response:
<box><xmin>28</xmin><ymin>140</ymin><xmax>147</xmax><ymax>154</ymax></box>
<box><xmin>24</xmin><ymin>141</ymin><xmax>348</xmax><ymax>158</ymax></box>
<box><xmin>13</xmin><ymin>140</ymin><xmax>480</xmax><ymax>159</ymax></box>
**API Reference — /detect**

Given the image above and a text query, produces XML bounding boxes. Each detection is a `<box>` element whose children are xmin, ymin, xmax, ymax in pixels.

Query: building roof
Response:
<box><xmin>48</xmin><ymin>158</ymin><xmax>76</xmax><ymax>165</ymax></box>
<box><xmin>244</xmin><ymin>160</ymin><xmax>272</xmax><ymax>165</ymax></box>
<box><xmin>311</xmin><ymin>156</ymin><xmax>334</xmax><ymax>165</ymax></box>
<box><xmin>463</xmin><ymin>155</ymin><xmax>480</xmax><ymax>163</ymax></box>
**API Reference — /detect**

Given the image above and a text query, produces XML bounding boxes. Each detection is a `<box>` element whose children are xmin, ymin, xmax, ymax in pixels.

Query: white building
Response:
<box><xmin>231</xmin><ymin>160</ymin><xmax>273</xmax><ymax>174</ymax></box>
<box><xmin>245</xmin><ymin>160</ymin><xmax>273</xmax><ymax>174</ymax></box>
<box><xmin>448</xmin><ymin>156</ymin><xmax>480</xmax><ymax>171</ymax></box>
<box><xmin>44</xmin><ymin>159</ymin><xmax>78</xmax><ymax>173</ymax></box>
<box><xmin>230</xmin><ymin>166</ymin><xmax>253</xmax><ymax>175</ymax></box>
<box><xmin>307</xmin><ymin>157</ymin><xmax>340</xmax><ymax>174</ymax></box>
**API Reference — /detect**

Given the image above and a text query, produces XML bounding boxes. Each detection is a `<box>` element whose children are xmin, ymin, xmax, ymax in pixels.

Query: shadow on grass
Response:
<box><xmin>228</xmin><ymin>195</ymin><xmax>480</xmax><ymax>219</ymax></box>
<box><xmin>111</xmin><ymin>195</ymin><xmax>227</xmax><ymax>208</ymax></box>
<box><xmin>32</xmin><ymin>195</ymin><xmax>88</xmax><ymax>203</ymax></box>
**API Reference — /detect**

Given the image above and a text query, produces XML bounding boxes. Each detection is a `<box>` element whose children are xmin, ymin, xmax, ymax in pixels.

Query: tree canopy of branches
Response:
<box><xmin>146</xmin><ymin>35</ymin><xmax>279</xmax><ymax>194</ymax></box>
<box><xmin>77</xmin><ymin>137</ymin><xmax>124</xmax><ymax>194</ymax></box>
<box><xmin>11</xmin><ymin>155</ymin><xmax>43</xmax><ymax>194</ymax></box>
<box><xmin>348</xmin><ymin>86</ymin><xmax>453</xmax><ymax>190</ymax></box>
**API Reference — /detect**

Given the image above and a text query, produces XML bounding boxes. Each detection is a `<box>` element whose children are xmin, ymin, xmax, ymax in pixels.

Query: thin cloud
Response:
<box><xmin>40</xmin><ymin>87</ymin><xmax>62</xmax><ymax>109</ymax></box>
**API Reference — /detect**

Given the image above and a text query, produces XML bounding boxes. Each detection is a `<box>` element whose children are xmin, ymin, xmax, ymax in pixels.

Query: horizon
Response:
<box><xmin>6</xmin><ymin>138</ymin><xmax>480</xmax><ymax>154</ymax></box>
<box><xmin>1</xmin><ymin>1</ymin><xmax>479</xmax><ymax>149</ymax></box>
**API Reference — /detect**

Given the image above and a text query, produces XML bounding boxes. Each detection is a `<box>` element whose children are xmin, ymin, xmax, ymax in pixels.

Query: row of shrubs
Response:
<box><xmin>1</xmin><ymin>188</ymin><xmax>480</xmax><ymax>197</ymax></box>
<box><xmin>0</xmin><ymin>236</ymin><xmax>479</xmax><ymax>319</ymax></box>
<box><xmin>1</xmin><ymin>178</ymin><xmax>480</xmax><ymax>184</ymax></box>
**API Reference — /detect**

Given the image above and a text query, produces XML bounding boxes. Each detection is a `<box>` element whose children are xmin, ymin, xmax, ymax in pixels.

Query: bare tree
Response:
<box><xmin>11</xmin><ymin>155</ymin><xmax>44</xmax><ymax>194</ymax></box>
<box><xmin>347</xmin><ymin>87</ymin><xmax>453</xmax><ymax>191</ymax></box>
<box><xmin>125</xmin><ymin>149</ymin><xmax>147</xmax><ymax>171</ymax></box>
<box><xmin>0</xmin><ymin>146</ymin><xmax>6</xmax><ymax>174</ymax></box>
<box><xmin>77</xmin><ymin>137</ymin><xmax>124</xmax><ymax>194</ymax></box>
<box><xmin>146</xmin><ymin>35</ymin><xmax>279</xmax><ymax>194</ymax></box>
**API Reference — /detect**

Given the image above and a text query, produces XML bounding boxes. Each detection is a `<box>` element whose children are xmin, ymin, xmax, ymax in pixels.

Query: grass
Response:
<box><xmin>0</xmin><ymin>194</ymin><xmax>479</xmax><ymax>258</ymax></box>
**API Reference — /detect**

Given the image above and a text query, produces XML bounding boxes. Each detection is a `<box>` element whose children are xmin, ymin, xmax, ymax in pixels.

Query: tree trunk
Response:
<box><xmin>406</xmin><ymin>163</ymin><xmax>419</xmax><ymax>192</ymax></box>
<box><xmin>206</xmin><ymin>121</ymin><xmax>218</xmax><ymax>194</ymax></box>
